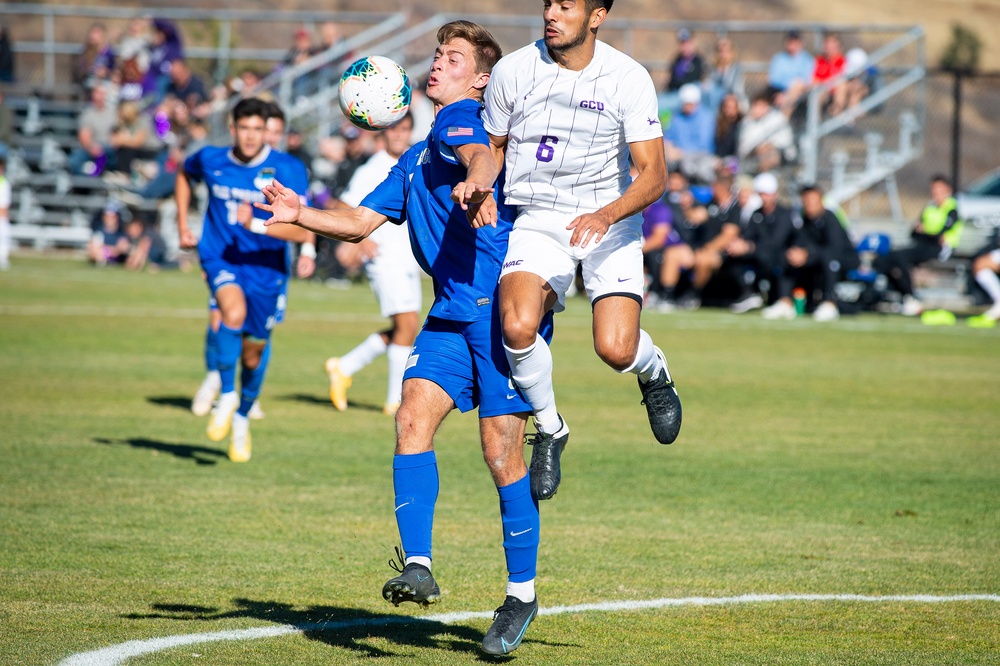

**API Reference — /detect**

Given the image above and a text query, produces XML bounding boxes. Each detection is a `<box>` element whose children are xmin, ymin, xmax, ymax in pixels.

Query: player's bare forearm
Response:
<box><xmin>261</xmin><ymin>220</ymin><xmax>312</xmax><ymax>244</ymax></box>
<box><xmin>290</xmin><ymin>205</ymin><xmax>386</xmax><ymax>244</ymax></box>
<box><xmin>595</xmin><ymin>137</ymin><xmax>667</xmax><ymax>225</ymax></box>
<box><xmin>452</xmin><ymin>143</ymin><xmax>498</xmax><ymax>219</ymax></box>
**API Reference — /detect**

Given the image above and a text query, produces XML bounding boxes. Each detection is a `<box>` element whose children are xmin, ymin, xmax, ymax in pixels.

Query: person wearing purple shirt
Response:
<box><xmin>665</xmin><ymin>29</ymin><xmax>704</xmax><ymax>93</ymax></box>
<box><xmin>146</xmin><ymin>19</ymin><xmax>183</xmax><ymax>103</ymax></box>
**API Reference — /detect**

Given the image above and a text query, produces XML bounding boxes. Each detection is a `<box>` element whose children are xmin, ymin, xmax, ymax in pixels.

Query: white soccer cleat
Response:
<box><xmin>762</xmin><ymin>299</ymin><xmax>796</xmax><ymax>320</ymax></box>
<box><xmin>812</xmin><ymin>301</ymin><xmax>840</xmax><ymax>322</ymax></box>
<box><xmin>229</xmin><ymin>413</ymin><xmax>252</xmax><ymax>463</ymax></box>
<box><xmin>191</xmin><ymin>371</ymin><xmax>221</xmax><ymax>417</ymax></box>
<box><xmin>901</xmin><ymin>295</ymin><xmax>923</xmax><ymax>317</ymax></box>
<box><xmin>248</xmin><ymin>400</ymin><xmax>265</xmax><ymax>420</ymax></box>
<box><xmin>207</xmin><ymin>391</ymin><xmax>239</xmax><ymax>442</ymax></box>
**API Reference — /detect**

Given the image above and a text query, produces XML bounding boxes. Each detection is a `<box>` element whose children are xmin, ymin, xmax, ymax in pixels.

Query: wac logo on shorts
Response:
<box><xmin>503</xmin><ymin>259</ymin><xmax>523</xmax><ymax>269</ymax></box>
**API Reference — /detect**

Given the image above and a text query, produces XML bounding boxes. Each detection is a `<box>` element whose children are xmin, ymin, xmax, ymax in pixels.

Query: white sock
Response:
<box><xmin>975</xmin><ymin>268</ymin><xmax>1000</xmax><ymax>305</ymax></box>
<box><xmin>405</xmin><ymin>556</ymin><xmax>431</xmax><ymax>570</ymax></box>
<box><xmin>385</xmin><ymin>343</ymin><xmax>410</xmax><ymax>405</ymax></box>
<box><xmin>505</xmin><ymin>334</ymin><xmax>560</xmax><ymax>434</ymax></box>
<box><xmin>339</xmin><ymin>333</ymin><xmax>387</xmax><ymax>377</ymax></box>
<box><xmin>621</xmin><ymin>329</ymin><xmax>661</xmax><ymax>384</ymax></box>
<box><xmin>506</xmin><ymin>579</ymin><xmax>535</xmax><ymax>603</ymax></box>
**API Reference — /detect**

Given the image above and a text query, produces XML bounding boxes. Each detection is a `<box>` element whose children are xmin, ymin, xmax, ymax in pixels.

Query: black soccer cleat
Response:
<box><xmin>381</xmin><ymin>551</ymin><xmax>441</xmax><ymax>607</ymax></box>
<box><xmin>526</xmin><ymin>415</ymin><xmax>569</xmax><ymax>500</ymax></box>
<box><xmin>638</xmin><ymin>346</ymin><xmax>682</xmax><ymax>444</ymax></box>
<box><xmin>481</xmin><ymin>595</ymin><xmax>538</xmax><ymax>656</ymax></box>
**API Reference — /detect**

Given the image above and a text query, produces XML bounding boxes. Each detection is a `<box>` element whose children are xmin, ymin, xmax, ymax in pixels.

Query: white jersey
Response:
<box><xmin>484</xmin><ymin>40</ymin><xmax>662</xmax><ymax>216</ymax></box>
<box><xmin>340</xmin><ymin>149</ymin><xmax>415</xmax><ymax>265</ymax></box>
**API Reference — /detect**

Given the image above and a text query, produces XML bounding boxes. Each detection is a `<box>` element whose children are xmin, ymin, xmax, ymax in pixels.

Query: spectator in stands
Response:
<box><xmin>88</xmin><ymin>201</ymin><xmax>131</xmax><ymax>266</ymax></box>
<box><xmin>284</xmin><ymin>27</ymin><xmax>315</xmax><ymax>99</ymax></box>
<box><xmin>124</xmin><ymin>218</ymin><xmax>172</xmax><ymax>272</ymax></box>
<box><xmin>842</xmin><ymin>47</ymin><xmax>874</xmax><ymax>115</ymax></box>
<box><xmin>654</xmin><ymin>173</ymin><xmax>704</xmax><ymax>312</ymax></box>
<box><xmin>813</xmin><ymin>33</ymin><xmax>848</xmax><ymax>116</ymax></box>
<box><xmin>767</xmin><ymin>30</ymin><xmax>814</xmax><ymax>118</ymax></box>
<box><xmin>664</xmin><ymin>83</ymin><xmax>717</xmax><ymax>184</ymax></box>
<box><xmin>116</xmin><ymin>39</ymin><xmax>154</xmax><ymax>106</ymax></box>
<box><xmin>664</xmin><ymin>29</ymin><xmax>704</xmax><ymax>93</ymax></box>
<box><xmin>165</xmin><ymin>60</ymin><xmax>208</xmax><ymax>113</ymax></box>
<box><xmin>967</xmin><ymin>239</ymin><xmax>1000</xmax><ymax>327</ymax></box>
<box><xmin>74</xmin><ymin>23</ymin><xmax>116</xmax><ymax>92</ymax></box>
<box><xmin>734</xmin><ymin>173</ymin><xmax>762</xmax><ymax>225</ymax></box>
<box><xmin>714</xmin><ymin>93</ymin><xmax>742</xmax><ymax>162</ymax></box>
<box><xmin>0</xmin><ymin>86</ymin><xmax>13</xmax><ymax>157</ymax></box>
<box><xmin>762</xmin><ymin>184</ymin><xmax>858</xmax><ymax>321</ymax></box>
<box><xmin>0</xmin><ymin>155</ymin><xmax>10</xmax><ymax>270</ymax></box>
<box><xmin>874</xmin><ymin>175</ymin><xmax>963</xmax><ymax>316</ymax></box>
<box><xmin>312</xmin><ymin>21</ymin><xmax>351</xmax><ymax>92</ymax></box>
<box><xmin>327</xmin><ymin>123</ymin><xmax>374</xmax><ymax>200</ymax></box>
<box><xmin>738</xmin><ymin>93</ymin><xmax>796</xmax><ymax>173</ymax></box>
<box><xmin>690</xmin><ymin>172</ymin><xmax>742</xmax><ymax>305</ymax></box>
<box><xmin>70</xmin><ymin>84</ymin><xmax>118</xmax><ymax>176</ymax></box>
<box><xmin>147</xmin><ymin>19</ymin><xmax>184</xmax><ymax>103</ymax></box>
<box><xmin>285</xmin><ymin>127</ymin><xmax>313</xmax><ymax>170</ymax></box>
<box><xmin>726</xmin><ymin>172</ymin><xmax>797</xmax><ymax>312</ymax></box>
<box><xmin>641</xmin><ymin>192</ymin><xmax>676</xmax><ymax>310</ymax></box>
<box><xmin>0</xmin><ymin>23</ymin><xmax>14</xmax><ymax>83</ymax></box>
<box><xmin>706</xmin><ymin>36</ymin><xmax>746</xmax><ymax>111</ymax></box>
<box><xmin>109</xmin><ymin>100</ymin><xmax>163</xmax><ymax>176</ymax></box>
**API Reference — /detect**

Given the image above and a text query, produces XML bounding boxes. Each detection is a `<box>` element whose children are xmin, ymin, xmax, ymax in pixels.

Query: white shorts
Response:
<box><xmin>365</xmin><ymin>252</ymin><xmax>422</xmax><ymax>318</ymax></box>
<box><xmin>988</xmin><ymin>249</ymin><xmax>1000</xmax><ymax>264</ymax></box>
<box><xmin>501</xmin><ymin>208</ymin><xmax>644</xmax><ymax>313</ymax></box>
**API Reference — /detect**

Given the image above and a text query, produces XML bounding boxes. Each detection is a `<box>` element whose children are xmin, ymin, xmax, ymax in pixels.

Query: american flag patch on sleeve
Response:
<box><xmin>446</xmin><ymin>127</ymin><xmax>474</xmax><ymax>137</ymax></box>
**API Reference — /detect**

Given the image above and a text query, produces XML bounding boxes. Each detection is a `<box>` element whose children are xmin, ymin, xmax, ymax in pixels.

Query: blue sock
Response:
<box><xmin>216</xmin><ymin>324</ymin><xmax>242</xmax><ymax>395</ymax></box>
<box><xmin>498</xmin><ymin>474</ymin><xmax>539</xmax><ymax>583</ymax></box>
<box><xmin>204</xmin><ymin>325</ymin><xmax>219</xmax><ymax>373</ymax></box>
<box><xmin>393</xmin><ymin>451</ymin><xmax>438</xmax><ymax>561</ymax></box>
<box><xmin>239</xmin><ymin>342</ymin><xmax>271</xmax><ymax>416</ymax></box>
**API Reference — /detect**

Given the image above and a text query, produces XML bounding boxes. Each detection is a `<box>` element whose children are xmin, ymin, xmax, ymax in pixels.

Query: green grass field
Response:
<box><xmin>1</xmin><ymin>256</ymin><xmax>998</xmax><ymax>665</ymax></box>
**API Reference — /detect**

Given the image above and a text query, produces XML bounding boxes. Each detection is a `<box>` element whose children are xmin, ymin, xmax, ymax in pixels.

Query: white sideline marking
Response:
<box><xmin>58</xmin><ymin>593</ymin><xmax>1000</xmax><ymax>666</ymax></box>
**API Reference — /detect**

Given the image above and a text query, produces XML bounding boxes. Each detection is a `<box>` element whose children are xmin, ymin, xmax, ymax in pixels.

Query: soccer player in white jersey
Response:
<box><xmin>324</xmin><ymin>113</ymin><xmax>421</xmax><ymax>416</ymax></box>
<box><xmin>460</xmin><ymin>0</ymin><xmax>682</xmax><ymax>499</ymax></box>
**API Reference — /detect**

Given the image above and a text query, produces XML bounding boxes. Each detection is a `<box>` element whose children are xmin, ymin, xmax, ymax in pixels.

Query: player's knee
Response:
<box><xmin>501</xmin><ymin>313</ymin><xmax>540</xmax><ymax>349</ymax></box>
<box><xmin>594</xmin><ymin>340</ymin><xmax>634</xmax><ymax>372</ymax></box>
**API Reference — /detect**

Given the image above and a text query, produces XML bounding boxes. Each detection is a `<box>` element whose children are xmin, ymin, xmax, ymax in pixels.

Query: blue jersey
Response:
<box><xmin>361</xmin><ymin>99</ymin><xmax>514</xmax><ymax>322</ymax></box>
<box><xmin>185</xmin><ymin>145</ymin><xmax>310</xmax><ymax>278</ymax></box>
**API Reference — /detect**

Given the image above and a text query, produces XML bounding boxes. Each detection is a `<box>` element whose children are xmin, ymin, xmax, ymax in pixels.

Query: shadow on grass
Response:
<box><xmin>147</xmin><ymin>395</ymin><xmax>194</xmax><ymax>411</ymax></box>
<box><xmin>122</xmin><ymin>598</ymin><xmax>525</xmax><ymax>659</ymax></box>
<box><xmin>94</xmin><ymin>437</ymin><xmax>226</xmax><ymax>466</ymax></box>
<box><xmin>280</xmin><ymin>393</ymin><xmax>385</xmax><ymax>414</ymax></box>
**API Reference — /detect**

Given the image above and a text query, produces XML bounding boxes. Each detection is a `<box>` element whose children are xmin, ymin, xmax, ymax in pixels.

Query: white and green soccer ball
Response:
<box><xmin>338</xmin><ymin>55</ymin><xmax>412</xmax><ymax>131</ymax></box>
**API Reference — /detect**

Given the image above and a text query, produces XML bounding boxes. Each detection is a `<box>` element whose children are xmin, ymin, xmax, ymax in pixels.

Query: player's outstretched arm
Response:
<box><xmin>257</xmin><ymin>179</ymin><xmax>387</xmax><ymax>243</ymax></box>
<box><xmin>567</xmin><ymin>137</ymin><xmax>667</xmax><ymax>248</ymax></box>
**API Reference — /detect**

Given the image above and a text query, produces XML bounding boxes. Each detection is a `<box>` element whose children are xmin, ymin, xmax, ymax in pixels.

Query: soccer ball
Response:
<box><xmin>338</xmin><ymin>56</ymin><xmax>412</xmax><ymax>131</ymax></box>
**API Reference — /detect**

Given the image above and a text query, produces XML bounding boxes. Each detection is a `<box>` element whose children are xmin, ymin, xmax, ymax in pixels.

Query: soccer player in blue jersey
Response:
<box><xmin>257</xmin><ymin>21</ymin><xmax>542</xmax><ymax>655</ymax></box>
<box><xmin>176</xmin><ymin>97</ymin><xmax>312</xmax><ymax>463</ymax></box>
<box><xmin>190</xmin><ymin>102</ymin><xmax>316</xmax><ymax>421</ymax></box>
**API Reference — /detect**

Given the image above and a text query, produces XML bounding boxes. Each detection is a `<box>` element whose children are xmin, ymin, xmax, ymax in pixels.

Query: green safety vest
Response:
<box><xmin>922</xmin><ymin>196</ymin><xmax>963</xmax><ymax>249</ymax></box>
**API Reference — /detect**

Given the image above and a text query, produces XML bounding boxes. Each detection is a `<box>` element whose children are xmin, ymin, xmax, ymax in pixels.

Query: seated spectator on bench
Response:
<box><xmin>714</xmin><ymin>93</ymin><xmax>742</xmax><ymax>163</ymax></box>
<box><xmin>664</xmin><ymin>83</ymin><xmax>718</xmax><ymax>184</ymax></box>
<box><xmin>70</xmin><ymin>84</ymin><xmax>118</xmax><ymax>176</ymax></box>
<box><xmin>109</xmin><ymin>100</ymin><xmax>163</xmax><ymax>176</ymax></box>
<box><xmin>88</xmin><ymin>201</ymin><xmax>131</xmax><ymax>266</ymax></box>
<box><xmin>706</xmin><ymin>37</ymin><xmax>747</xmax><ymax>111</ymax></box>
<box><xmin>762</xmin><ymin>184</ymin><xmax>859</xmax><ymax>322</ymax></box>
<box><xmin>74</xmin><ymin>23</ymin><xmax>116</xmax><ymax>93</ymax></box>
<box><xmin>739</xmin><ymin>93</ymin><xmax>796</xmax><ymax>173</ymax></box>
<box><xmin>767</xmin><ymin>30</ymin><xmax>814</xmax><ymax>118</ymax></box>
<box><xmin>874</xmin><ymin>175</ymin><xmax>963</xmax><ymax>316</ymax></box>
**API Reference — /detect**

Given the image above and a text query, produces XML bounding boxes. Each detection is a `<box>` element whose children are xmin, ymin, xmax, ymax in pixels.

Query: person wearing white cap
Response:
<box><xmin>727</xmin><ymin>172</ymin><xmax>798</xmax><ymax>313</ymax></box>
<box><xmin>664</xmin><ymin>82</ymin><xmax>718</xmax><ymax>184</ymax></box>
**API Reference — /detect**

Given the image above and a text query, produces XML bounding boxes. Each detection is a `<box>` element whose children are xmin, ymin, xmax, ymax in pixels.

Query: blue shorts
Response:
<box><xmin>201</xmin><ymin>258</ymin><xmax>286</xmax><ymax>341</ymax></box>
<box><xmin>404</xmin><ymin>316</ymin><xmax>532</xmax><ymax>418</ymax></box>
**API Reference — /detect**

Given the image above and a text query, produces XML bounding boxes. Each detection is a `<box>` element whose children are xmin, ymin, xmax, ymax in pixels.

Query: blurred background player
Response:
<box><xmin>324</xmin><ymin>113</ymin><xmax>420</xmax><ymax>416</ymax></box>
<box><xmin>176</xmin><ymin>97</ymin><xmax>311</xmax><ymax>462</ymax></box>
<box><xmin>190</xmin><ymin>102</ymin><xmax>315</xmax><ymax>420</ymax></box>
<box><xmin>0</xmin><ymin>155</ymin><xmax>10</xmax><ymax>270</ymax></box>
<box><xmin>967</xmin><ymin>238</ymin><xmax>1000</xmax><ymax>327</ymax></box>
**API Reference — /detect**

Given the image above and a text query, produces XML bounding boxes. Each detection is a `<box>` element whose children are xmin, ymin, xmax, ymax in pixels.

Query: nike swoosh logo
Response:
<box><xmin>509</xmin><ymin>528</ymin><xmax>532</xmax><ymax>537</ymax></box>
<box><xmin>506</xmin><ymin>394</ymin><xmax>518</xmax><ymax>400</ymax></box>
<box><xmin>394</xmin><ymin>502</ymin><xmax>410</xmax><ymax>512</ymax></box>
<box><xmin>416</xmin><ymin>574</ymin><xmax>429</xmax><ymax>582</ymax></box>
<box><xmin>618</xmin><ymin>277</ymin><xmax>632</xmax><ymax>283</ymax></box>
